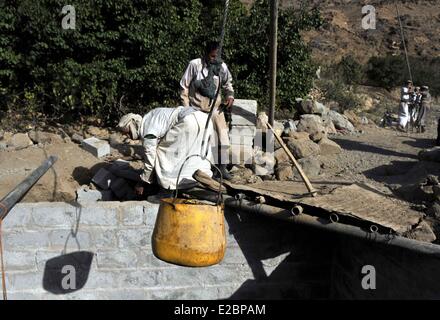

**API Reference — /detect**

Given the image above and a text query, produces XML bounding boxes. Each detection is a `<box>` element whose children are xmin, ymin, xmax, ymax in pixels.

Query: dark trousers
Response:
<box><xmin>437</xmin><ymin>118</ymin><xmax>440</xmax><ymax>146</ymax></box>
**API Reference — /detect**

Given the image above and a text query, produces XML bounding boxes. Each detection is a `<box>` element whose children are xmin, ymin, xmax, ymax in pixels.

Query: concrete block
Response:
<box><xmin>3</xmin><ymin>250</ymin><xmax>37</xmax><ymax>271</ymax></box>
<box><xmin>96</xmin><ymin>249</ymin><xmax>138</xmax><ymax>268</ymax></box>
<box><xmin>119</xmin><ymin>270</ymin><xmax>160</xmax><ymax>288</ymax></box>
<box><xmin>92</xmin><ymin>168</ymin><xmax>116</xmax><ymax>190</ymax></box>
<box><xmin>76</xmin><ymin>187</ymin><xmax>114</xmax><ymax>203</ymax></box>
<box><xmin>137</xmin><ymin>252</ymin><xmax>178</xmax><ymax>269</ymax></box>
<box><xmin>230</xmin><ymin>144</ymin><xmax>253</xmax><ymax>165</ymax></box>
<box><xmin>4</xmin><ymin>230</ymin><xmax>50</xmax><ymax>249</ymax></box>
<box><xmin>231</xmin><ymin>100</ymin><xmax>257</xmax><ymax>126</ymax></box>
<box><xmin>76</xmin><ymin>186</ymin><xmax>104</xmax><ymax>203</ymax></box>
<box><xmin>81</xmin><ymin>137</ymin><xmax>110</xmax><ymax>158</ymax></box>
<box><xmin>6</xmin><ymin>272</ymin><xmax>42</xmax><ymax>291</ymax></box>
<box><xmin>102</xmin><ymin>289</ymin><xmax>148</xmax><ymax>300</ymax></box>
<box><xmin>3</xmin><ymin>205</ymin><xmax>33</xmax><ymax>228</ymax></box>
<box><xmin>82</xmin><ymin>270</ymin><xmax>119</xmax><ymax>289</ymax></box>
<box><xmin>230</xmin><ymin>134</ymin><xmax>254</xmax><ymax>146</ymax></box>
<box><xmin>229</xmin><ymin>125</ymin><xmax>256</xmax><ymax>137</ymax></box>
<box><xmin>7</xmin><ymin>291</ymin><xmax>43</xmax><ymax>300</ymax></box>
<box><xmin>48</xmin><ymin>230</ymin><xmax>91</xmax><ymax>249</ymax></box>
<box><xmin>144</xmin><ymin>204</ymin><xmax>160</xmax><ymax>229</ymax></box>
<box><xmin>32</xmin><ymin>203</ymin><xmax>73</xmax><ymax>228</ymax></box>
<box><xmin>119</xmin><ymin>204</ymin><xmax>145</xmax><ymax>226</ymax></box>
<box><xmin>117</xmin><ymin>229</ymin><xmax>151</xmax><ymax>248</ymax></box>
<box><xmin>79</xmin><ymin>206</ymin><xmax>118</xmax><ymax>226</ymax></box>
<box><xmin>91</xmin><ymin>229</ymin><xmax>118</xmax><ymax>248</ymax></box>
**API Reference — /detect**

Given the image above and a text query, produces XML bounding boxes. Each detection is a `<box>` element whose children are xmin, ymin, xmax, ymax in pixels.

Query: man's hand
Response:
<box><xmin>226</xmin><ymin>97</ymin><xmax>234</xmax><ymax>108</ymax></box>
<box><xmin>134</xmin><ymin>182</ymin><xmax>144</xmax><ymax>196</ymax></box>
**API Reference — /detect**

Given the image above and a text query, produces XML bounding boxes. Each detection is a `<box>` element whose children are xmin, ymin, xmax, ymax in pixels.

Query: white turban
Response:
<box><xmin>117</xmin><ymin>113</ymin><xmax>142</xmax><ymax>140</ymax></box>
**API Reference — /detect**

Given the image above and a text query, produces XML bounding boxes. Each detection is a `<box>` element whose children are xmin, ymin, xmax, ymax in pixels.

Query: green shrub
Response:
<box><xmin>0</xmin><ymin>0</ymin><xmax>322</xmax><ymax>124</ymax></box>
<box><xmin>317</xmin><ymin>78</ymin><xmax>361</xmax><ymax>112</ymax></box>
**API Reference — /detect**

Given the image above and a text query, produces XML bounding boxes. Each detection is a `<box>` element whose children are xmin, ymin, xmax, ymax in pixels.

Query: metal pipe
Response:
<box><xmin>0</xmin><ymin>156</ymin><xmax>58</xmax><ymax>220</ymax></box>
<box><xmin>268</xmin><ymin>0</ymin><xmax>279</xmax><ymax>126</ymax></box>
<box><xmin>187</xmin><ymin>190</ymin><xmax>440</xmax><ymax>258</ymax></box>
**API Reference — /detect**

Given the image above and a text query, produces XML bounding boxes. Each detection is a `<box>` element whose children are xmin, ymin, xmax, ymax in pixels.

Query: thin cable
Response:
<box><xmin>0</xmin><ymin>219</ymin><xmax>7</xmax><ymax>300</ymax></box>
<box><xmin>218</xmin><ymin>0</ymin><xmax>230</xmax><ymax>58</ymax></box>
<box><xmin>395</xmin><ymin>2</ymin><xmax>413</xmax><ymax>82</ymax></box>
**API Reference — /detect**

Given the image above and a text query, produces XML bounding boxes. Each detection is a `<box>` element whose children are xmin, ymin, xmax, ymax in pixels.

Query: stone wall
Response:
<box><xmin>1</xmin><ymin>201</ymin><xmax>335</xmax><ymax>300</ymax></box>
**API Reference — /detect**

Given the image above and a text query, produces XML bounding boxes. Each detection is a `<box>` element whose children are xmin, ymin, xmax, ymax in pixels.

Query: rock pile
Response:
<box><xmin>253</xmin><ymin>99</ymin><xmax>355</xmax><ymax>181</ymax></box>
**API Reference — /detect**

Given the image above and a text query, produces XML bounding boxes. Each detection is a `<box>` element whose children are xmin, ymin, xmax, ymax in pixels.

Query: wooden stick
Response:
<box><xmin>266</xmin><ymin>122</ymin><xmax>318</xmax><ymax>197</ymax></box>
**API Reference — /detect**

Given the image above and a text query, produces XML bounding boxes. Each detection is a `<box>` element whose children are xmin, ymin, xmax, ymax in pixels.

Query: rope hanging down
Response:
<box><xmin>199</xmin><ymin>0</ymin><xmax>230</xmax><ymax>158</ymax></box>
<box><xmin>395</xmin><ymin>1</ymin><xmax>413</xmax><ymax>82</ymax></box>
<box><xmin>0</xmin><ymin>219</ymin><xmax>7</xmax><ymax>300</ymax></box>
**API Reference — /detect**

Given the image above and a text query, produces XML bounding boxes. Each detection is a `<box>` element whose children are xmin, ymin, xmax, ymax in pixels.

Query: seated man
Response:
<box><xmin>117</xmin><ymin>107</ymin><xmax>214</xmax><ymax>194</ymax></box>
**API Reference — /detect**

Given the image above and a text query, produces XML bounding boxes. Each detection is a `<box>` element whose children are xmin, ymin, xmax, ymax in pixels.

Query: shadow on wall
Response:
<box><xmin>42</xmin><ymin>203</ymin><xmax>94</xmax><ymax>294</ymax></box>
<box><xmin>223</xmin><ymin>208</ymin><xmax>337</xmax><ymax>299</ymax></box>
<box><xmin>43</xmin><ymin>251</ymin><xmax>94</xmax><ymax>294</ymax></box>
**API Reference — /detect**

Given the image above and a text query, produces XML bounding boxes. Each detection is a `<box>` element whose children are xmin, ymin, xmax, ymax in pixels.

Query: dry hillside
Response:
<box><xmin>243</xmin><ymin>0</ymin><xmax>440</xmax><ymax>64</ymax></box>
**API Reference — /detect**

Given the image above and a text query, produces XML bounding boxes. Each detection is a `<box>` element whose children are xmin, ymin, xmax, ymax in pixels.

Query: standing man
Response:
<box><xmin>180</xmin><ymin>41</ymin><xmax>235</xmax><ymax>180</ymax></box>
<box><xmin>416</xmin><ymin>85</ymin><xmax>431</xmax><ymax>133</ymax></box>
<box><xmin>398</xmin><ymin>80</ymin><xmax>413</xmax><ymax>132</ymax></box>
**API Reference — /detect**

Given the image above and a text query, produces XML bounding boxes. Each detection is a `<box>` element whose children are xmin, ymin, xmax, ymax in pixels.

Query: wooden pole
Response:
<box><xmin>269</xmin><ymin>0</ymin><xmax>278</xmax><ymax>127</ymax></box>
<box><xmin>266</xmin><ymin>122</ymin><xmax>318</xmax><ymax>197</ymax></box>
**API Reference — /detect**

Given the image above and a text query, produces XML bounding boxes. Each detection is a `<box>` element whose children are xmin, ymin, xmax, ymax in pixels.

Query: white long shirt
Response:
<box><xmin>180</xmin><ymin>58</ymin><xmax>234</xmax><ymax>112</ymax></box>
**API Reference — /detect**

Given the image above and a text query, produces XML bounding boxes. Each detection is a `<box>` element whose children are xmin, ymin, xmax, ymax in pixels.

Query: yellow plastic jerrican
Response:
<box><xmin>152</xmin><ymin>198</ymin><xmax>226</xmax><ymax>267</ymax></box>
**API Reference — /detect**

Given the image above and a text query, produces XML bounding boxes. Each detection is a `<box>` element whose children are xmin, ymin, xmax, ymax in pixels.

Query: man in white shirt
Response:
<box><xmin>117</xmin><ymin>106</ymin><xmax>213</xmax><ymax>194</ymax></box>
<box><xmin>180</xmin><ymin>41</ymin><xmax>235</xmax><ymax>180</ymax></box>
<box><xmin>398</xmin><ymin>80</ymin><xmax>413</xmax><ymax>131</ymax></box>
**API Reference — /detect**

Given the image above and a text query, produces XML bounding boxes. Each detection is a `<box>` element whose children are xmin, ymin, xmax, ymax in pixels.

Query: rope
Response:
<box><xmin>218</xmin><ymin>0</ymin><xmax>230</xmax><ymax>58</ymax></box>
<box><xmin>0</xmin><ymin>219</ymin><xmax>7</xmax><ymax>300</ymax></box>
<box><xmin>395</xmin><ymin>2</ymin><xmax>413</xmax><ymax>82</ymax></box>
<box><xmin>199</xmin><ymin>0</ymin><xmax>230</xmax><ymax>158</ymax></box>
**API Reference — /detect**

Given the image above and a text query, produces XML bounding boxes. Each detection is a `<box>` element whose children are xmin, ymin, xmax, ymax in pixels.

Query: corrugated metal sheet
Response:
<box><xmin>298</xmin><ymin>184</ymin><xmax>423</xmax><ymax>234</ymax></box>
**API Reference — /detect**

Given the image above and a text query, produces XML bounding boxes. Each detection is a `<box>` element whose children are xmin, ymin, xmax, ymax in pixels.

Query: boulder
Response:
<box><xmin>296</xmin><ymin>114</ymin><xmax>326</xmax><ymax>142</ymax></box>
<box><xmin>327</xmin><ymin>110</ymin><xmax>355</xmax><ymax>132</ymax></box>
<box><xmin>274</xmin><ymin>148</ymin><xmax>290</xmax><ymax>164</ymax></box>
<box><xmin>253</xmin><ymin>151</ymin><xmax>275</xmax><ymax>175</ymax></box>
<box><xmin>404</xmin><ymin>220</ymin><xmax>436</xmax><ymax>243</ymax></box>
<box><xmin>71</xmin><ymin>133</ymin><xmax>84</xmax><ymax>144</ymax></box>
<box><xmin>28</xmin><ymin>130</ymin><xmax>63</xmax><ymax>145</ymax></box>
<box><xmin>360</xmin><ymin>116</ymin><xmax>369</xmax><ymax>125</ymax></box>
<box><xmin>7</xmin><ymin>133</ymin><xmax>33</xmax><ymax>150</ymax></box>
<box><xmin>86</xmin><ymin>126</ymin><xmax>110</xmax><ymax>139</ymax></box>
<box><xmin>343</xmin><ymin>110</ymin><xmax>362</xmax><ymax>127</ymax></box>
<box><xmin>276</xmin><ymin>164</ymin><xmax>293</xmax><ymax>181</ymax></box>
<box><xmin>286</xmin><ymin>138</ymin><xmax>320</xmax><ymax>159</ymax></box>
<box><xmin>427</xmin><ymin>201</ymin><xmax>440</xmax><ymax>219</ymax></box>
<box><xmin>296</xmin><ymin>99</ymin><xmax>328</xmax><ymax>115</ymax></box>
<box><xmin>318</xmin><ymin>137</ymin><xmax>342</xmax><ymax>155</ymax></box>
<box><xmin>295</xmin><ymin>156</ymin><xmax>321</xmax><ymax>178</ymax></box>
<box><xmin>323</xmin><ymin>117</ymin><xmax>337</xmax><ymax>134</ymax></box>
<box><xmin>288</xmin><ymin>131</ymin><xmax>310</xmax><ymax>140</ymax></box>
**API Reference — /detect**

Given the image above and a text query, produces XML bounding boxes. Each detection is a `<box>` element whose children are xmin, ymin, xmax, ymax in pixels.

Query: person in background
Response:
<box><xmin>398</xmin><ymin>80</ymin><xmax>413</xmax><ymax>132</ymax></box>
<box><xmin>416</xmin><ymin>85</ymin><xmax>431</xmax><ymax>133</ymax></box>
<box><xmin>179</xmin><ymin>41</ymin><xmax>235</xmax><ymax>180</ymax></box>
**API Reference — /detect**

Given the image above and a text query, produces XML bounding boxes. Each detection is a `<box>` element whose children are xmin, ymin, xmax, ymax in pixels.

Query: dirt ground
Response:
<box><xmin>1</xmin><ymin>106</ymin><xmax>439</xmax><ymax>203</ymax></box>
<box><xmin>0</xmin><ymin>135</ymin><xmax>145</xmax><ymax>203</ymax></box>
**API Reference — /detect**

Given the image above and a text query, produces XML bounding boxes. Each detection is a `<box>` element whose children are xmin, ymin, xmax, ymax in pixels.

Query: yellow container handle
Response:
<box><xmin>174</xmin><ymin>154</ymin><xmax>223</xmax><ymax>206</ymax></box>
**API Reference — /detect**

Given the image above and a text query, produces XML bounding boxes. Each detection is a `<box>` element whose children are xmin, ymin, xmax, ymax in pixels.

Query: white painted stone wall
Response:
<box><xmin>1</xmin><ymin>201</ymin><xmax>332</xmax><ymax>300</ymax></box>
